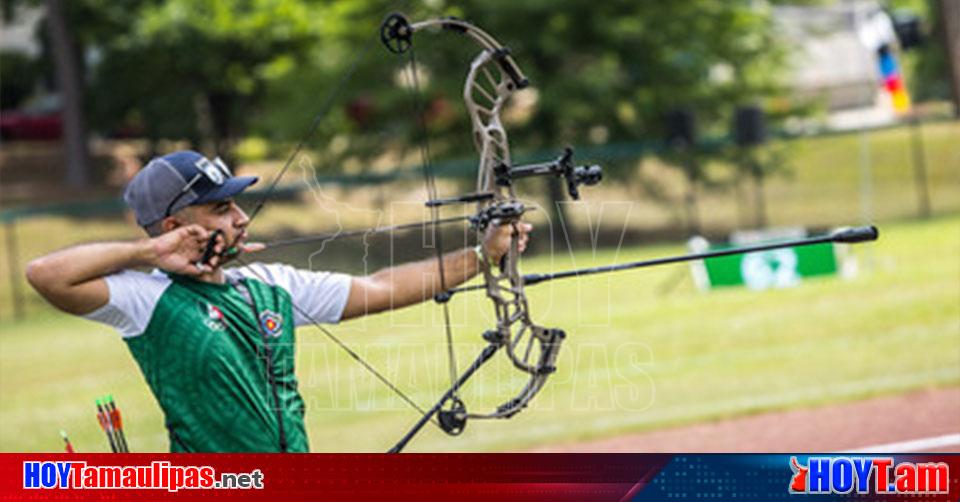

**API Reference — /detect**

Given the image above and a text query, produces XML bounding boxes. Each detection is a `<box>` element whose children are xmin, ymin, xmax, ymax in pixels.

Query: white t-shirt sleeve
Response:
<box><xmin>83</xmin><ymin>270</ymin><xmax>171</xmax><ymax>338</ymax></box>
<box><xmin>229</xmin><ymin>263</ymin><xmax>352</xmax><ymax>326</ymax></box>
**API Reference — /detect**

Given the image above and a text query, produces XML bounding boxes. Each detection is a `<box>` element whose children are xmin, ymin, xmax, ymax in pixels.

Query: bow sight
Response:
<box><xmin>495</xmin><ymin>147</ymin><xmax>603</xmax><ymax>200</ymax></box>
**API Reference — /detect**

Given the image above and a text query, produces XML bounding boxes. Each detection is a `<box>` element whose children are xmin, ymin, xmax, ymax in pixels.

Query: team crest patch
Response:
<box><xmin>203</xmin><ymin>303</ymin><xmax>226</xmax><ymax>331</ymax></box>
<box><xmin>259</xmin><ymin>310</ymin><xmax>283</xmax><ymax>337</ymax></box>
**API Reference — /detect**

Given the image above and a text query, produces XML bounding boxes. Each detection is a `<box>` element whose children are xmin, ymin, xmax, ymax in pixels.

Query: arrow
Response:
<box><xmin>59</xmin><ymin>429</ymin><xmax>75</xmax><ymax>453</ymax></box>
<box><xmin>106</xmin><ymin>395</ymin><xmax>129</xmax><ymax>453</ymax></box>
<box><xmin>95</xmin><ymin>398</ymin><xmax>118</xmax><ymax>453</ymax></box>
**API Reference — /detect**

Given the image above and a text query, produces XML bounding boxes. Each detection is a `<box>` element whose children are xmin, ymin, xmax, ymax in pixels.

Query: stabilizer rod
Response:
<box><xmin>446</xmin><ymin>225</ymin><xmax>879</xmax><ymax>295</ymax></box>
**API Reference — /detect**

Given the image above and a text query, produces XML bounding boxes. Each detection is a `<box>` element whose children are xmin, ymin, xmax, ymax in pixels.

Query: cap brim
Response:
<box><xmin>193</xmin><ymin>176</ymin><xmax>259</xmax><ymax>204</ymax></box>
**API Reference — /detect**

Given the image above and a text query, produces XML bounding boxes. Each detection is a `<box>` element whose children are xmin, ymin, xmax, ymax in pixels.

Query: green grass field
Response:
<box><xmin>1</xmin><ymin>214</ymin><xmax>957</xmax><ymax>452</ymax></box>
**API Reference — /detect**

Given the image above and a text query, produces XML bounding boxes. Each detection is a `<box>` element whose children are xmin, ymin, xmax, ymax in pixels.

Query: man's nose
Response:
<box><xmin>232</xmin><ymin>202</ymin><xmax>250</xmax><ymax>227</ymax></box>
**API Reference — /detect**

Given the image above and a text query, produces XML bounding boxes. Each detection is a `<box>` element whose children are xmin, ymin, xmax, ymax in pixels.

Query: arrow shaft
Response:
<box><xmin>259</xmin><ymin>214</ymin><xmax>473</xmax><ymax>251</ymax></box>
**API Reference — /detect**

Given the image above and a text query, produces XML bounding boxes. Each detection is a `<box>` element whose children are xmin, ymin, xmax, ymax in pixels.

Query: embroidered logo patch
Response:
<box><xmin>203</xmin><ymin>303</ymin><xmax>226</xmax><ymax>331</ymax></box>
<box><xmin>259</xmin><ymin>310</ymin><xmax>283</xmax><ymax>337</ymax></box>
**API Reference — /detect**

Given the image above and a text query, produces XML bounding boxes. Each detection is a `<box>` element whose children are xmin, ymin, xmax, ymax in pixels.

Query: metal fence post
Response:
<box><xmin>910</xmin><ymin>117</ymin><xmax>932</xmax><ymax>218</ymax></box>
<box><xmin>4</xmin><ymin>221</ymin><xmax>25</xmax><ymax>320</ymax></box>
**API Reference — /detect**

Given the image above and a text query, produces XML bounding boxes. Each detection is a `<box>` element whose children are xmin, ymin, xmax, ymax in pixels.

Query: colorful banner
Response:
<box><xmin>2</xmin><ymin>453</ymin><xmax>958</xmax><ymax>501</ymax></box>
<box><xmin>877</xmin><ymin>44</ymin><xmax>912</xmax><ymax>115</ymax></box>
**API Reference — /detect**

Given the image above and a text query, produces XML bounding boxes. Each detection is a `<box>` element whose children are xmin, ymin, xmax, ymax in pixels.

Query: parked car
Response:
<box><xmin>0</xmin><ymin>95</ymin><xmax>63</xmax><ymax>140</ymax></box>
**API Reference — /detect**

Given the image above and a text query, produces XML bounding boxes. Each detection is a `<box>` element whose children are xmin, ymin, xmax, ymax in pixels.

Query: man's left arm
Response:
<box><xmin>340</xmin><ymin>222</ymin><xmax>531</xmax><ymax>320</ymax></box>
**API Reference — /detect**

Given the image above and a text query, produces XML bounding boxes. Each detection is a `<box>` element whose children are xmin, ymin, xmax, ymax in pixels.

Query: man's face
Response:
<box><xmin>173</xmin><ymin>198</ymin><xmax>251</xmax><ymax>250</ymax></box>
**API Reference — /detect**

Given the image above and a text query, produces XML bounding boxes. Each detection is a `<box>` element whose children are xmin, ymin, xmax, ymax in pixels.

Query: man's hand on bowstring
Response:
<box><xmin>144</xmin><ymin>225</ymin><xmax>222</xmax><ymax>275</ymax></box>
<box><xmin>145</xmin><ymin>225</ymin><xmax>264</xmax><ymax>275</ymax></box>
<box><xmin>482</xmin><ymin>220</ymin><xmax>533</xmax><ymax>264</ymax></box>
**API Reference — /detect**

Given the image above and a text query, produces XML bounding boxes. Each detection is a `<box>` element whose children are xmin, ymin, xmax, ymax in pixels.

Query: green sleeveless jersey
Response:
<box><xmin>84</xmin><ymin>264</ymin><xmax>351</xmax><ymax>452</ymax></box>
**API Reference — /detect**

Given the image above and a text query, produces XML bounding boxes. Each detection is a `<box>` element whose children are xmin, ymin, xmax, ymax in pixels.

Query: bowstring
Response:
<box><xmin>244</xmin><ymin>41</ymin><xmax>374</xmax><ymax>228</ymax></box>
<box><xmin>232</xmin><ymin>4</ymin><xmax>453</xmax><ymax>435</ymax></box>
<box><xmin>233</xmin><ymin>256</ymin><xmax>440</xmax><ymax>428</ymax></box>
<box><xmin>403</xmin><ymin>45</ymin><xmax>461</xmax><ymax>400</ymax></box>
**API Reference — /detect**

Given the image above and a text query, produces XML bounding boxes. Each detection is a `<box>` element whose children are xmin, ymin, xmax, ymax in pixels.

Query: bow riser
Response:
<box><xmin>459</xmin><ymin>41</ymin><xmax>566</xmax><ymax>418</ymax></box>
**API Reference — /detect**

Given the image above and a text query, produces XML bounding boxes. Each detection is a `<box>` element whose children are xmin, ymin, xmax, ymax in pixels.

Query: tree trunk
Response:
<box><xmin>683</xmin><ymin>154</ymin><xmax>701</xmax><ymax>236</ymax></box>
<box><xmin>734</xmin><ymin>174</ymin><xmax>749</xmax><ymax>229</ymax></box>
<box><xmin>193</xmin><ymin>93</ymin><xmax>215</xmax><ymax>154</ymax></box>
<box><xmin>45</xmin><ymin>0</ymin><xmax>88</xmax><ymax>188</ymax></box>
<box><xmin>752</xmin><ymin>166</ymin><xmax>767</xmax><ymax>229</ymax></box>
<box><xmin>941</xmin><ymin>0</ymin><xmax>960</xmax><ymax>118</ymax></box>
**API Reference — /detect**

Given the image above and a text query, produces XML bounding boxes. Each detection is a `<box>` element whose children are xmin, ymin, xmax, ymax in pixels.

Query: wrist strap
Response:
<box><xmin>473</xmin><ymin>245</ymin><xmax>488</xmax><ymax>271</ymax></box>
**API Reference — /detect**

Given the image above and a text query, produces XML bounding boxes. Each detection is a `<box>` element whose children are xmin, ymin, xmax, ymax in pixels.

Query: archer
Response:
<box><xmin>25</xmin><ymin>150</ymin><xmax>532</xmax><ymax>452</ymax></box>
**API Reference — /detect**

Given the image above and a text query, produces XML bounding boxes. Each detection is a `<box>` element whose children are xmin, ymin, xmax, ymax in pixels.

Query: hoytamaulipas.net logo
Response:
<box><xmin>789</xmin><ymin>456</ymin><xmax>948</xmax><ymax>495</ymax></box>
<box><xmin>23</xmin><ymin>461</ymin><xmax>264</xmax><ymax>492</ymax></box>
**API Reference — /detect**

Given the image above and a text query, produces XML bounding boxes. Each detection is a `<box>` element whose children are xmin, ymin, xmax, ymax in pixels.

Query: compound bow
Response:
<box><xmin>377</xmin><ymin>13</ymin><xmax>610</xmax><ymax>451</ymax></box>
<box><xmin>230</xmin><ymin>12</ymin><xmax>877</xmax><ymax>453</ymax></box>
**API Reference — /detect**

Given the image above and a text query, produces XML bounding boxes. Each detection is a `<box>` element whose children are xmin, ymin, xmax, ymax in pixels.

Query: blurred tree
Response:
<box><xmin>36</xmin><ymin>0</ymin><xmax>794</xmax><ymax>229</ymax></box>
<box><xmin>475</xmin><ymin>1</ymin><xmax>786</xmax><ymax>237</ymax></box>
<box><xmin>259</xmin><ymin>0</ymin><xmax>792</xmax><ymax>240</ymax></box>
<box><xmin>46</xmin><ymin>0</ymin><xmax>89</xmax><ymax>188</ymax></box>
<box><xmin>887</xmin><ymin>0</ymin><xmax>956</xmax><ymax>111</ymax></box>
<box><xmin>929</xmin><ymin>0</ymin><xmax>960</xmax><ymax>116</ymax></box>
<box><xmin>0</xmin><ymin>51</ymin><xmax>39</xmax><ymax>109</ymax></box>
<box><xmin>79</xmin><ymin>0</ymin><xmax>320</xmax><ymax>159</ymax></box>
<box><xmin>4</xmin><ymin>0</ymin><xmax>92</xmax><ymax>186</ymax></box>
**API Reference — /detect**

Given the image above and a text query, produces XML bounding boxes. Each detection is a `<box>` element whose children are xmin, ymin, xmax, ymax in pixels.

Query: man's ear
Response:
<box><xmin>160</xmin><ymin>215</ymin><xmax>182</xmax><ymax>233</ymax></box>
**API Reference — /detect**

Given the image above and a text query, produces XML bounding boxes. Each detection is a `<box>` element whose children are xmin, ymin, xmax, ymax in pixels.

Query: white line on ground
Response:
<box><xmin>839</xmin><ymin>433</ymin><xmax>960</xmax><ymax>453</ymax></box>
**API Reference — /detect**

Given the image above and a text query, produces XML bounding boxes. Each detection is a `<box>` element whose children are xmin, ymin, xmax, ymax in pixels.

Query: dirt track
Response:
<box><xmin>532</xmin><ymin>387</ymin><xmax>960</xmax><ymax>453</ymax></box>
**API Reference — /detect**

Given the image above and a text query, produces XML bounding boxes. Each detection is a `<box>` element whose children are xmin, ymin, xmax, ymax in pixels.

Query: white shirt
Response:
<box><xmin>84</xmin><ymin>263</ymin><xmax>352</xmax><ymax>338</ymax></box>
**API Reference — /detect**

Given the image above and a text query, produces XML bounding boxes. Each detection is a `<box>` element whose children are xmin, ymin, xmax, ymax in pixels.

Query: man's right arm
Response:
<box><xmin>25</xmin><ymin>225</ymin><xmax>216</xmax><ymax>315</ymax></box>
<box><xmin>26</xmin><ymin>241</ymin><xmax>152</xmax><ymax>315</ymax></box>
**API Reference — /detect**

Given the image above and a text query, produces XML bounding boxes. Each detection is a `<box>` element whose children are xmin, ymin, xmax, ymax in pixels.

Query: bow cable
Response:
<box><xmin>401</xmin><ymin>45</ymin><xmax>462</xmax><ymax>407</ymax></box>
<box><xmin>228</xmin><ymin>5</ymin><xmax>453</xmax><ymax>437</ymax></box>
<box><xmin>234</xmin><ymin>255</ymin><xmax>439</xmax><ymax>427</ymax></box>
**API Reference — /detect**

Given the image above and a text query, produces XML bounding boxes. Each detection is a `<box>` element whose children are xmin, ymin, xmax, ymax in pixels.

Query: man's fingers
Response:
<box><xmin>241</xmin><ymin>242</ymin><xmax>267</xmax><ymax>253</ymax></box>
<box><xmin>183</xmin><ymin>224</ymin><xmax>209</xmax><ymax>240</ymax></box>
<box><xmin>183</xmin><ymin>262</ymin><xmax>208</xmax><ymax>276</ymax></box>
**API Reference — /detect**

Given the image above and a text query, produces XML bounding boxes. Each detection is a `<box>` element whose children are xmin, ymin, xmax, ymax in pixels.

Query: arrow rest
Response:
<box><xmin>469</xmin><ymin>201</ymin><xmax>526</xmax><ymax>231</ymax></box>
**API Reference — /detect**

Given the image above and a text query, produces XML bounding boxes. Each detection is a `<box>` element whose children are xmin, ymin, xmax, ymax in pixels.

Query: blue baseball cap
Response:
<box><xmin>124</xmin><ymin>150</ymin><xmax>258</xmax><ymax>226</ymax></box>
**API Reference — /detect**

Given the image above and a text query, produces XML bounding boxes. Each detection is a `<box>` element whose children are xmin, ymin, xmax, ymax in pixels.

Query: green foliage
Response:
<box><xmin>77</xmin><ymin>0</ymin><xmax>320</xmax><ymax>149</ymax></box>
<box><xmin>252</xmin><ymin>1</ymin><xmax>793</xmax><ymax>178</ymax></box>
<box><xmin>907</xmin><ymin>0</ymin><xmax>953</xmax><ymax>102</ymax></box>
<box><xmin>63</xmin><ymin>0</ymin><xmax>795</xmax><ymax>185</ymax></box>
<box><xmin>0</xmin><ymin>50</ymin><xmax>39</xmax><ymax>109</ymax></box>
